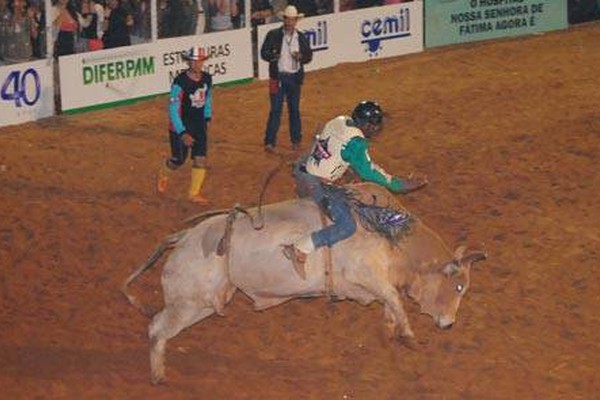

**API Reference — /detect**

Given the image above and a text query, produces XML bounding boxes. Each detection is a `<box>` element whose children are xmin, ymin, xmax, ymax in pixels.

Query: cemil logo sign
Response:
<box><xmin>361</xmin><ymin>7</ymin><xmax>411</xmax><ymax>56</ymax></box>
<box><xmin>305</xmin><ymin>20</ymin><xmax>329</xmax><ymax>52</ymax></box>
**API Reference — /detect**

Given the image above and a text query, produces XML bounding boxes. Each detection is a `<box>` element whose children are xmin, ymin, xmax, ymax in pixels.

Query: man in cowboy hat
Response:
<box><xmin>156</xmin><ymin>46</ymin><xmax>213</xmax><ymax>204</ymax></box>
<box><xmin>260</xmin><ymin>5</ymin><xmax>313</xmax><ymax>153</ymax></box>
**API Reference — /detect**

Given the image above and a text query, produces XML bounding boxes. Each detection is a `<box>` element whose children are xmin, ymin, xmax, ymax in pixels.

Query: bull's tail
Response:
<box><xmin>121</xmin><ymin>229</ymin><xmax>188</xmax><ymax>317</ymax></box>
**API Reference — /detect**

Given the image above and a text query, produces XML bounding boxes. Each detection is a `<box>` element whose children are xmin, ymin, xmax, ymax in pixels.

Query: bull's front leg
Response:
<box><xmin>378</xmin><ymin>287</ymin><xmax>420</xmax><ymax>350</ymax></box>
<box><xmin>382</xmin><ymin>292</ymin><xmax>414</xmax><ymax>340</ymax></box>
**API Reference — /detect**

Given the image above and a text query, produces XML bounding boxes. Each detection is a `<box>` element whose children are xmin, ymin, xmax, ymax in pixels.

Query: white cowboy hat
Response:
<box><xmin>182</xmin><ymin>46</ymin><xmax>209</xmax><ymax>61</ymax></box>
<box><xmin>279</xmin><ymin>5</ymin><xmax>304</xmax><ymax>19</ymax></box>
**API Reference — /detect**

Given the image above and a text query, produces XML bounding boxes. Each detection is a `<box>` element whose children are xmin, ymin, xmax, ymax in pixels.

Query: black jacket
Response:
<box><xmin>260</xmin><ymin>27</ymin><xmax>313</xmax><ymax>83</ymax></box>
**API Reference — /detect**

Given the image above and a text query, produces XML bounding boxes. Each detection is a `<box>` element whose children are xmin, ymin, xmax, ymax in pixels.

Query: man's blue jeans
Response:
<box><xmin>264</xmin><ymin>72</ymin><xmax>302</xmax><ymax>147</ymax></box>
<box><xmin>293</xmin><ymin>160</ymin><xmax>357</xmax><ymax>249</ymax></box>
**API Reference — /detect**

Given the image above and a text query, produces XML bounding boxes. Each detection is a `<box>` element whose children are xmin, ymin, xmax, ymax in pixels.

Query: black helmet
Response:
<box><xmin>351</xmin><ymin>100</ymin><xmax>383</xmax><ymax>138</ymax></box>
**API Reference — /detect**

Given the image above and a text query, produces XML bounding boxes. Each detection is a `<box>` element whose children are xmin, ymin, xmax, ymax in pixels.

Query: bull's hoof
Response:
<box><xmin>151</xmin><ymin>373</ymin><xmax>166</xmax><ymax>386</ymax></box>
<box><xmin>398</xmin><ymin>335</ymin><xmax>419</xmax><ymax>351</ymax></box>
<box><xmin>143</xmin><ymin>305</ymin><xmax>158</xmax><ymax>318</ymax></box>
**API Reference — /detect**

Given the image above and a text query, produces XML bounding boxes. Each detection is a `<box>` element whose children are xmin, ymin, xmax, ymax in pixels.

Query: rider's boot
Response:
<box><xmin>282</xmin><ymin>235</ymin><xmax>314</xmax><ymax>280</ymax></box>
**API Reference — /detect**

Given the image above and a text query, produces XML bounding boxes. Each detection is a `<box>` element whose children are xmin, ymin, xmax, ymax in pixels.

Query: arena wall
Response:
<box><xmin>0</xmin><ymin>0</ymin><xmax>572</xmax><ymax>128</ymax></box>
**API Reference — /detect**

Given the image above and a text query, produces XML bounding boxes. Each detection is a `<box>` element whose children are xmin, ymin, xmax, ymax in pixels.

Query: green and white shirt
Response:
<box><xmin>305</xmin><ymin>115</ymin><xmax>406</xmax><ymax>193</ymax></box>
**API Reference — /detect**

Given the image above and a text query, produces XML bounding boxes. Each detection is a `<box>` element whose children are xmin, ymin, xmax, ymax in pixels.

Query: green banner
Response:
<box><xmin>425</xmin><ymin>0</ymin><xmax>568</xmax><ymax>48</ymax></box>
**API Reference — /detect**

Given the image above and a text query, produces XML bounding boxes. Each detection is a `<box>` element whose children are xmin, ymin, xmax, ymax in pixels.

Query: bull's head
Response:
<box><xmin>407</xmin><ymin>246</ymin><xmax>487</xmax><ymax>329</ymax></box>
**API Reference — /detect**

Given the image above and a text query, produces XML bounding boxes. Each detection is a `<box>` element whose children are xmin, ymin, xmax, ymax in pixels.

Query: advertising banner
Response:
<box><xmin>425</xmin><ymin>0</ymin><xmax>568</xmax><ymax>48</ymax></box>
<box><xmin>257</xmin><ymin>2</ymin><xmax>424</xmax><ymax>80</ymax></box>
<box><xmin>59</xmin><ymin>29</ymin><xmax>253</xmax><ymax>112</ymax></box>
<box><xmin>0</xmin><ymin>59</ymin><xmax>55</xmax><ymax>128</ymax></box>
<box><xmin>335</xmin><ymin>2</ymin><xmax>423</xmax><ymax>63</ymax></box>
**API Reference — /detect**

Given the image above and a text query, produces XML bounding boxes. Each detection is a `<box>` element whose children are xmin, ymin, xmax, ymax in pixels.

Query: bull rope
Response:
<box><xmin>318</xmin><ymin>211</ymin><xmax>336</xmax><ymax>300</ymax></box>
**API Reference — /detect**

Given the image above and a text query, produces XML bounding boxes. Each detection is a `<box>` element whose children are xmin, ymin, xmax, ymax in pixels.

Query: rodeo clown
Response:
<box><xmin>157</xmin><ymin>46</ymin><xmax>213</xmax><ymax>204</ymax></box>
<box><xmin>283</xmin><ymin>100</ymin><xmax>429</xmax><ymax>279</ymax></box>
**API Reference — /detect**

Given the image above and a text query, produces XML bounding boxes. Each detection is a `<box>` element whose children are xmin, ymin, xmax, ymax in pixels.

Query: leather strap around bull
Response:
<box><xmin>318</xmin><ymin>210</ymin><xmax>335</xmax><ymax>301</ymax></box>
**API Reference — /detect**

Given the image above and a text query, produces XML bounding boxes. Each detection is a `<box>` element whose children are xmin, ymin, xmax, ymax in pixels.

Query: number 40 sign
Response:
<box><xmin>1</xmin><ymin>68</ymin><xmax>41</xmax><ymax>107</ymax></box>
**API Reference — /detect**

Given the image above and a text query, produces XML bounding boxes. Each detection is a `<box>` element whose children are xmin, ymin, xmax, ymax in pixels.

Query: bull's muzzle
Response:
<box><xmin>436</xmin><ymin>315</ymin><xmax>455</xmax><ymax>329</ymax></box>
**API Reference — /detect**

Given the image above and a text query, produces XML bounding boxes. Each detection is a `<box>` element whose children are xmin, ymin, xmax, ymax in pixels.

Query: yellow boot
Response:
<box><xmin>189</xmin><ymin>167</ymin><xmax>208</xmax><ymax>204</ymax></box>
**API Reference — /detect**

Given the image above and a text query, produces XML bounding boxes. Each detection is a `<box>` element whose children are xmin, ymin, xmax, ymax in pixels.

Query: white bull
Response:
<box><xmin>122</xmin><ymin>183</ymin><xmax>487</xmax><ymax>384</ymax></box>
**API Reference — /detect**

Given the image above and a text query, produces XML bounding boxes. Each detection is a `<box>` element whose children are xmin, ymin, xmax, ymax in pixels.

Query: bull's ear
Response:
<box><xmin>459</xmin><ymin>250</ymin><xmax>488</xmax><ymax>266</ymax></box>
<box><xmin>442</xmin><ymin>261</ymin><xmax>461</xmax><ymax>277</ymax></box>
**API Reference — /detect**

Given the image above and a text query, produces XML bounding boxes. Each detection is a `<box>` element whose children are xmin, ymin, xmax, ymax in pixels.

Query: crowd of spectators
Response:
<box><xmin>0</xmin><ymin>0</ymin><xmax>153</xmax><ymax>65</ymax></box>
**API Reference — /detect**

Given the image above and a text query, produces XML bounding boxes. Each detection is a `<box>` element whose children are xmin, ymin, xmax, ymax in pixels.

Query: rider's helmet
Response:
<box><xmin>351</xmin><ymin>100</ymin><xmax>383</xmax><ymax>138</ymax></box>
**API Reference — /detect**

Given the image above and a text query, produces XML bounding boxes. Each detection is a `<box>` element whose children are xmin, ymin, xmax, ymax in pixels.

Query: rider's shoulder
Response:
<box><xmin>325</xmin><ymin>116</ymin><xmax>362</xmax><ymax>135</ymax></box>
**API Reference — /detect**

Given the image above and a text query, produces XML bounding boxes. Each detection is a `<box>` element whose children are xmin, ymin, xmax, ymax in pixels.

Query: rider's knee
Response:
<box><xmin>338</xmin><ymin>216</ymin><xmax>357</xmax><ymax>240</ymax></box>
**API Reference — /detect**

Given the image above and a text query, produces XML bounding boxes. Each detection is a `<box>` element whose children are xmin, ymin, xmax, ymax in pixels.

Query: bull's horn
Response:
<box><xmin>459</xmin><ymin>251</ymin><xmax>488</xmax><ymax>265</ymax></box>
<box><xmin>453</xmin><ymin>245</ymin><xmax>468</xmax><ymax>260</ymax></box>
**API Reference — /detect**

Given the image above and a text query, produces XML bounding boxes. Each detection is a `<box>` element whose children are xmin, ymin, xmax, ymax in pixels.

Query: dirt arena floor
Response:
<box><xmin>1</xmin><ymin>21</ymin><xmax>599</xmax><ymax>399</ymax></box>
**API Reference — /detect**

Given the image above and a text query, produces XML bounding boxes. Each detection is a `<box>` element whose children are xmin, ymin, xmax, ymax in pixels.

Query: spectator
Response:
<box><xmin>164</xmin><ymin>0</ymin><xmax>197</xmax><ymax>37</ymax></box>
<box><xmin>231</xmin><ymin>0</ymin><xmax>242</xmax><ymax>28</ymax></box>
<box><xmin>568</xmin><ymin>0</ymin><xmax>600</xmax><ymax>23</ymax></box>
<box><xmin>103</xmin><ymin>0</ymin><xmax>133</xmax><ymax>49</ymax></box>
<box><xmin>250</xmin><ymin>0</ymin><xmax>272</xmax><ymax>27</ymax></box>
<box><xmin>260</xmin><ymin>5</ymin><xmax>312</xmax><ymax>152</ymax></box>
<box><xmin>78</xmin><ymin>0</ymin><xmax>104</xmax><ymax>51</ymax></box>
<box><xmin>29</xmin><ymin>0</ymin><xmax>45</xmax><ymax>57</ymax></box>
<box><xmin>339</xmin><ymin>0</ymin><xmax>354</xmax><ymax>11</ymax></box>
<box><xmin>315</xmin><ymin>0</ymin><xmax>332</xmax><ymax>15</ymax></box>
<box><xmin>52</xmin><ymin>0</ymin><xmax>91</xmax><ymax>57</ymax></box>
<box><xmin>5</xmin><ymin>0</ymin><xmax>35</xmax><ymax>63</ymax></box>
<box><xmin>194</xmin><ymin>0</ymin><xmax>204</xmax><ymax>34</ymax></box>
<box><xmin>0</xmin><ymin>0</ymin><xmax>12</xmax><ymax>62</ymax></box>
<box><xmin>206</xmin><ymin>0</ymin><xmax>238</xmax><ymax>32</ymax></box>
<box><xmin>287</xmin><ymin>0</ymin><xmax>317</xmax><ymax>17</ymax></box>
<box><xmin>130</xmin><ymin>0</ymin><xmax>151</xmax><ymax>43</ymax></box>
<box><xmin>270</xmin><ymin>0</ymin><xmax>286</xmax><ymax>22</ymax></box>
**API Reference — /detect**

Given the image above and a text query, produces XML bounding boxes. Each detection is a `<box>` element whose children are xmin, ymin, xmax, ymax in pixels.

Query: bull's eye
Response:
<box><xmin>456</xmin><ymin>284</ymin><xmax>464</xmax><ymax>293</ymax></box>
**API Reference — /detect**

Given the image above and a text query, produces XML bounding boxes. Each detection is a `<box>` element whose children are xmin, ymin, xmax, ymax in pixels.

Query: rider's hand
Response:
<box><xmin>402</xmin><ymin>172</ymin><xmax>428</xmax><ymax>193</ymax></box>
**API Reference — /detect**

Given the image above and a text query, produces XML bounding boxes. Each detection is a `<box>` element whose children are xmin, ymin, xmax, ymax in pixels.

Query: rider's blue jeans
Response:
<box><xmin>293</xmin><ymin>159</ymin><xmax>357</xmax><ymax>249</ymax></box>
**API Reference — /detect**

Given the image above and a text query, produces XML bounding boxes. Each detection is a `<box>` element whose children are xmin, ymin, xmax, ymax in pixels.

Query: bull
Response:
<box><xmin>122</xmin><ymin>183</ymin><xmax>487</xmax><ymax>384</ymax></box>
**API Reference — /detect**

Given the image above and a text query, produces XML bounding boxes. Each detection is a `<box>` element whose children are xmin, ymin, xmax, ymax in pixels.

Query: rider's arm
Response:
<box><xmin>341</xmin><ymin>137</ymin><xmax>408</xmax><ymax>193</ymax></box>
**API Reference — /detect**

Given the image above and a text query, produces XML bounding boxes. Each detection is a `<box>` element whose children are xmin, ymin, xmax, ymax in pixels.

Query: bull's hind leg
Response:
<box><xmin>148</xmin><ymin>304</ymin><xmax>215</xmax><ymax>384</ymax></box>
